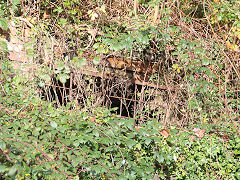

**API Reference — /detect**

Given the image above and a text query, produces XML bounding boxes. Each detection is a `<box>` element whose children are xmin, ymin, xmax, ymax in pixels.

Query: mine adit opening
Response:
<box><xmin>42</xmin><ymin>73</ymin><xmax>144</xmax><ymax>118</ymax></box>
<box><xmin>41</xmin><ymin>64</ymin><xmax>172</xmax><ymax>120</ymax></box>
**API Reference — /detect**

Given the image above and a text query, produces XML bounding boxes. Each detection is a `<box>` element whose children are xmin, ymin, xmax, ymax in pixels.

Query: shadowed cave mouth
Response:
<box><xmin>41</xmin><ymin>73</ymin><xmax>153</xmax><ymax>118</ymax></box>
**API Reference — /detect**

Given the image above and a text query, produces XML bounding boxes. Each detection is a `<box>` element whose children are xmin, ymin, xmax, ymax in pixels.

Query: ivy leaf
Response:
<box><xmin>126</xmin><ymin>139</ymin><xmax>136</xmax><ymax>148</ymax></box>
<box><xmin>38</xmin><ymin>80</ymin><xmax>45</xmax><ymax>87</ymax></box>
<box><xmin>112</xmin><ymin>43</ymin><xmax>122</xmax><ymax>52</ymax></box>
<box><xmin>0</xmin><ymin>165</ymin><xmax>6</xmax><ymax>173</ymax></box>
<box><xmin>93</xmin><ymin>56</ymin><xmax>100</xmax><ymax>66</ymax></box>
<box><xmin>125</xmin><ymin>118</ymin><xmax>134</xmax><ymax>130</ymax></box>
<box><xmin>136</xmin><ymin>33</ymin><xmax>143</xmax><ymax>43</ymax></box>
<box><xmin>93</xmin><ymin>43</ymin><xmax>99</xmax><ymax>49</ymax></box>
<box><xmin>26</xmin><ymin>49</ymin><xmax>38</xmax><ymax>58</ymax></box>
<box><xmin>39</xmin><ymin>74</ymin><xmax>51</xmax><ymax>83</ymax></box>
<box><xmin>158</xmin><ymin>154</ymin><xmax>165</xmax><ymax>163</ymax></box>
<box><xmin>56</xmin><ymin>61</ymin><xmax>65</xmax><ymax>71</ymax></box>
<box><xmin>12</xmin><ymin>0</ymin><xmax>20</xmax><ymax>7</ymax></box>
<box><xmin>235</xmin><ymin>171</ymin><xmax>240</xmax><ymax>179</ymax></box>
<box><xmin>145</xmin><ymin>137</ymin><xmax>151</xmax><ymax>146</ymax></box>
<box><xmin>142</xmin><ymin>35</ymin><xmax>149</xmax><ymax>44</ymax></box>
<box><xmin>57</xmin><ymin>73</ymin><xmax>70</xmax><ymax>84</ymax></box>
<box><xmin>0</xmin><ymin>18</ymin><xmax>8</xmax><ymax>31</ymax></box>
<box><xmin>92</xmin><ymin>129</ymin><xmax>99</xmax><ymax>137</ymax></box>
<box><xmin>47</xmin><ymin>154</ymin><xmax>54</xmax><ymax>160</ymax></box>
<box><xmin>53</xmin><ymin>7</ymin><xmax>63</xmax><ymax>13</ymax></box>
<box><xmin>72</xmin><ymin>158</ymin><xmax>80</xmax><ymax>167</ymax></box>
<box><xmin>173</xmin><ymin>154</ymin><xmax>177</xmax><ymax>162</ymax></box>
<box><xmin>217</xmin><ymin>15</ymin><xmax>222</xmax><ymax>21</ymax></box>
<box><xmin>0</xmin><ymin>141</ymin><xmax>6</xmax><ymax>151</ymax></box>
<box><xmin>72</xmin><ymin>57</ymin><xmax>87</xmax><ymax>68</ymax></box>
<box><xmin>135</xmin><ymin>143</ymin><xmax>141</xmax><ymax>150</ymax></box>
<box><xmin>172</xmin><ymin>64</ymin><xmax>178</xmax><ymax>69</ymax></box>
<box><xmin>96</xmin><ymin>46</ymin><xmax>104</xmax><ymax>54</ymax></box>
<box><xmin>0</xmin><ymin>40</ymin><xmax>8</xmax><ymax>52</ymax></box>
<box><xmin>8</xmin><ymin>165</ymin><xmax>18</xmax><ymax>176</ymax></box>
<box><xmin>50</xmin><ymin>121</ymin><xmax>58</xmax><ymax>128</ymax></box>
<box><xmin>202</xmin><ymin>58</ymin><xmax>210</xmax><ymax>66</ymax></box>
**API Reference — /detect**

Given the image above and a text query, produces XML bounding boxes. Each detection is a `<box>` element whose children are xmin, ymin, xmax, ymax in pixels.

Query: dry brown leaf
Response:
<box><xmin>43</xmin><ymin>10</ymin><xmax>50</xmax><ymax>19</ymax></box>
<box><xmin>159</xmin><ymin>129</ymin><xmax>170</xmax><ymax>138</ymax></box>
<box><xmin>189</xmin><ymin>135</ymin><xmax>196</xmax><ymax>141</ymax></box>
<box><xmin>193</xmin><ymin>128</ymin><xmax>206</xmax><ymax>139</ymax></box>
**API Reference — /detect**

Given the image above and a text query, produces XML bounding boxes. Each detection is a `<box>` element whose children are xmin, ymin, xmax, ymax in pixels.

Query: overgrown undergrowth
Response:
<box><xmin>0</xmin><ymin>66</ymin><xmax>239</xmax><ymax>179</ymax></box>
<box><xmin>0</xmin><ymin>0</ymin><xmax>240</xmax><ymax>179</ymax></box>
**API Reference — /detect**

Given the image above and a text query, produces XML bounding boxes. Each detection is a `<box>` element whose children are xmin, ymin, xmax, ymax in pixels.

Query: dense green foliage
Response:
<box><xmin>0</xmin><ymin>0</ymin><xmax>240</xmax><ymax>179</ymax></box>
<box><xmin>0</xmin><ymin>65</ymin><xmax>239</xmax><ymax>179</ymax></box>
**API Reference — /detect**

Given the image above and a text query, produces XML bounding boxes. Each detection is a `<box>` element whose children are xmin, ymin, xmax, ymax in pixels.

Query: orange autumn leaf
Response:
<box><xmin>159</xmin><ymin>129</ymin><xmax>170</xmax><ymax>138</ymax></box>
<box><xmin>90</xmin><ymin>117</ymin><xmax>96</xmax><ymax>122</ymax></box>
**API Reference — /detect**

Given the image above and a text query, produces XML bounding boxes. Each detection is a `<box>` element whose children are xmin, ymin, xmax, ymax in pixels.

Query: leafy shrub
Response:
<box><xmin>1</xmin><ymin>0</ymin><xmax>240</xmax><ymax>179</ymax></box>
<box><xmin>0</xmin><ymin>69</ymin><xmax>239</xmax><ymax>179</ymax></box>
